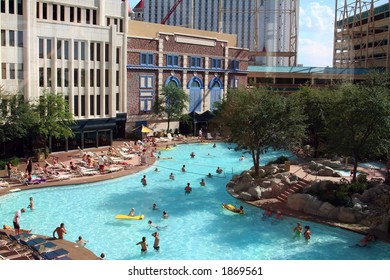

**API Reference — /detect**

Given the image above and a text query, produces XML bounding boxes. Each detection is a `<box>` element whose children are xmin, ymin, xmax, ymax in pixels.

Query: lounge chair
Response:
<box><xmin>78</xmin><ymin>167</ymin><xmax>100</xmax><ymax>176</ymax></box>
<box><xmin>32</xmin><ymin>241</ymin><xmax>57</xmax><ymax>253</ymax></box>
<box><xmin>41</xmin><ymin>248</ymin><xmax>69</xmax><ymax>260</ymax></box>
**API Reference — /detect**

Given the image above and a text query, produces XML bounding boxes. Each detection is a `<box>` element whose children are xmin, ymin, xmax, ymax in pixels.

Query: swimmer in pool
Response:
<box><xmin>293</xmin><ymin>223</ymin><xmax>302</xmax><ymax>238</ymax></box>
<box><xmin>136</xmin><ymin>236</ymin><xmax>148</xmax><ymax>253</ymax></box>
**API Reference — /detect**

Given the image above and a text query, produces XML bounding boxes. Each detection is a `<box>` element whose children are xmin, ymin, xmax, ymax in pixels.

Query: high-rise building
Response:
<box><xmin>334</xmin><ymin>0</ymin><xmax>390</xmax><ymax>69</ymax></box>
<box><xmin>133</xmin><ymin>0</ymin><xmax>299</xmax><ymax>66</ymax></box>
<box><xmin>0</xmin><ymin>0</ymin><xmax>129</xmax><ymax>151</ymax></box>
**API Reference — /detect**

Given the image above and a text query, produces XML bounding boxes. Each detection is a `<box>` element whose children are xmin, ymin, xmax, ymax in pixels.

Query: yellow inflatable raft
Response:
<box><xmin>115</xmin><ymin>214</ymin><xmax>145</xmax><ymax>220</ymax></box>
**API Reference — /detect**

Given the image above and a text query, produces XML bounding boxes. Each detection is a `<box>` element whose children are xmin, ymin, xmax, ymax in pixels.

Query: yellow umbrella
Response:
<box><xmin>141</xmin><ymin>125</ymin><xmax>153</xmax><ymax>133</ymax></box>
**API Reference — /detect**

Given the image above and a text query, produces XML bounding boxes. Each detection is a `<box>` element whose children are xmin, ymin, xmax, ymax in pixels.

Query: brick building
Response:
<box><xmin>126</xmin><ymin>20</ymin><xmax>248</xmax><ymax>134</ymax></box>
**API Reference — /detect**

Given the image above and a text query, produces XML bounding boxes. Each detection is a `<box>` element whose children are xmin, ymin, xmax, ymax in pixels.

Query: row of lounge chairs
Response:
<box><xmin>0</xmin><ymin>231</ymin><xmax>71</xmax><ymax>260</ymax></box>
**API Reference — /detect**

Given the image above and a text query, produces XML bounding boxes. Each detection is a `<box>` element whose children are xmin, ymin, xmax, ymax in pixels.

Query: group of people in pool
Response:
<box><xmin>135</xmin><ymin>203</ymin><xmax>168</xmax><ymax>253</ymax></box>
<box><xmin>293</xmin><ymin>223</ymin><xmax>311</xmax><ymax>240</ymax></box>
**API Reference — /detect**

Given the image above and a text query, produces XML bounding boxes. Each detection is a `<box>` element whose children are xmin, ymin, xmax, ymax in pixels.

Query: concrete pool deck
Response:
<box><xmin>0</xmin><ymin>139</ymin><xmax>388</xmax><ymax>259</ymax></box>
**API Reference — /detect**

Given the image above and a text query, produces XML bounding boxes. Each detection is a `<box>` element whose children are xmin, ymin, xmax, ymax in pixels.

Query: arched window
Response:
<box><xmin>164</xmin><ymin>76</ymin><xmax>181</xmax><ymax>87</ymax></box>
<box><xmin>187</xmin><ymin>76</ymin><xmax>204</xmax><ymax>113</ymax></box>
<box><xmin>208</xmin><ymin>77</ymin><xmax>223</xmax><ymax>110</ymax></box>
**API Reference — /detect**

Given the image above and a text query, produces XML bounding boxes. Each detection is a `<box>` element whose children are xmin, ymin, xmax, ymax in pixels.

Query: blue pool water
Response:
<box><xmin>0</xmin><ymin>143</ymin><xmax>389</xmax><ymax>260</ymax></box>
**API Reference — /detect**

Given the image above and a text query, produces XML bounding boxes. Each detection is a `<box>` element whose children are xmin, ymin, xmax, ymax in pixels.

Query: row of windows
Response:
<box><xmin>38</xmin><ymin>67</ymin><xmax>120</xmax><ymax>88</ymax></box>
<box><xmin>36</xmin><ymin>2</ymin><xmax>98</xmax><ymax>25</ymax></box>
<box><xmin>106</xmin><ymin>17</ymin><xmax>124</xmax><ymax>33</ymax></box>
<box><xmin>140</xmin><ymin>53</ymin><xmax>240</xmax><ymax>70</ymax></box>
<box><xmin>1</xmin><ymin>62</ymin><xmax>23</xmax><ymax>80</ymax></box>
<box><xmin>0</xmin><ymin>0</ymin><xmax>22</xmax><ymax>15</ymax></box>
<box><xmin>39</xmin><ymin>38</ymin><xmax>121</xmax><ymax>64</ymax></box>
<box><xmin>73</xmin><ymin>94</ymin><xmax>119</xmax><ymax>117</ymax></box>
<box><xmin>1</xmin><ymin>29</ymin><xmax>23</xmax><ymax>47</ymax></box>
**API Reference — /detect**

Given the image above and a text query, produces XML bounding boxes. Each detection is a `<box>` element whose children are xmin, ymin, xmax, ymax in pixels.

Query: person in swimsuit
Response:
<box><xmin>304</xmin><ymin>226</ymin><xmax>311</xmax><ymax>240</ymax></box>
<box><xmin>152</xmin><ymin>232</ymin><xmax>160</xmax><ymax>250</ymax></box>
<box><xmin>184</xmin><ymin>183</ymin><xmax>192</xmax><ymax>194</ymax></box>
<box><xmin>200</xmin><ymin>179</ymin><xmax>206</xmax><ymax>186</ymax></box>
<box><xmin>141</xmin><ymin>175</ymin><xmax>147</xmax><ymax>186</ymax></box>
<box><xmin>169</xmin><ymin>173</ymin><xmax>175</xmax><ymax>180</ymax></box>
<box><xmin>128</xmin><ymin>208</ymin><xmax>135</xmax><ymax>216</ymax></box>
<box><xmin>53</xmin><ymin>223</ymin><xmax>67</xmax><ymax>239</ymax></box>
<box><xmin>293</xmin><ymin>223</ymin><xmax>302</xmax><ymax>238</ymax></box>
<box><xmin>27</xmin><ymin>197</ymin><xmax>34</xmax><ymax>210</ymax></box>
<box><xmin>136</xmin><ymin>236</ymin><xmax>148</xmax><ymax>253</ymax></box>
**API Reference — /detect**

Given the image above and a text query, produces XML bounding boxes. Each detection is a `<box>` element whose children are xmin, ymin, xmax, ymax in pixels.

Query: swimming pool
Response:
<box><xmin>0</xmin><ymin>143</ymin><xmax>389</xmax><ymax>260</ymax></box>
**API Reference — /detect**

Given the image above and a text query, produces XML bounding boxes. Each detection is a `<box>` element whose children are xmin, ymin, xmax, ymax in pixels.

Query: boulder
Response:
<box><xmin>238</xmin><ymin>191</ymin><xmax>256</xmax><ymax>201</ymax></box>
<box><xmin>338</xmin><ymin>207</ymin><xmax>357</xmax><ymax>223</ymax></box>
<box><xmin>319</xmin><ymin>202</ymin><xmax>338</xmax><ymax>219</ymax></box>
<box><xmin>303</xmin><ymin>196</ymin><xmax>323</xmax><ymax>216</ymax></box>
<box><xmin>233</xmin><ymin>182</ymin><xmax>253</xmax><ymax>193</ymax></box>
<box><xmin>259</xmin><ymin>187</ymin><xmax>273</xmax><ymax>199</ymax></box>
<box><xmin>322</xmin><ymin>159</ymin><xmax>343</xmax><ymax>169</ymax></box>
<box><xmin>287</xmin><ymin>193</ymin><xmax>311</xmax><ymax>211</ymax></box>
<box><xmin>261</xmin><ymin>180</ymin><xmax>272</xmax><ymax>188</ymax></box>
<box><xmin>318</xmin><ymin>166</ymin><xmax>334</xmax><ymax>176</ymax></box>
<box><xmin>247</xmin><ymin>186</ymin><xmax>262</xmax><ymax>200</ymax></box>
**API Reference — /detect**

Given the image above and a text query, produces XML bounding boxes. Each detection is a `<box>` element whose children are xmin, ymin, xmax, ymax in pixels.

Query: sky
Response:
<box><xmin>128</xmin><ymin>0</ymin><xmax>388</xmax><ymax>67</ymax></box>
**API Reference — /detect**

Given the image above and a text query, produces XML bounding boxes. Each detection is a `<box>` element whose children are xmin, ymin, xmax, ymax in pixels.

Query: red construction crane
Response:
<box><xmin>161</xmin><ymin>0</ymin><xmax>183</xmax><ymax>24</ymax></box>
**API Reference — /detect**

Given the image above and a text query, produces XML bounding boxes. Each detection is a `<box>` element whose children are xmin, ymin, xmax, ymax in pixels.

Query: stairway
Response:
<box><xmin>276</xmin><ymin>177</ymin><xmax>311</xmax><ymax>203</ymax></box>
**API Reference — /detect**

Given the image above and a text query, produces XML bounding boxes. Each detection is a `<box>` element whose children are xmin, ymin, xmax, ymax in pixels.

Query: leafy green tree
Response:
<box><xmin>325</xmin><ymin>72</ymin><xmax>390</xmax><ymax>182</ymax></box>
<box><xmin>35</xmin><ymin>91</ymin><xmax>75</xmax><ymax>152</ymax></box>
<box><xmin>292</xmin><ymin>85</ymin><xmax>332</xmax><ymax>157</ymax></box>
<box><xmin>217</xmin><ymin>87</ymin><xmax>307</xmax><ymax>176</ymax></box>
<box><xmin>154</xmin><ymin>83</ymin><xmax>189</xmax><ymax>133</ymax></box>
<box><xmin>0</xmin><ymin>87</ymin><xmax>37</xmax><ymax>143</ymax></box>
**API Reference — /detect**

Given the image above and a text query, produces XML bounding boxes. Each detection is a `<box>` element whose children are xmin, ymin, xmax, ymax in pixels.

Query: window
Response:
<box><xmin>80</xmin><ymin>42</ymin><xmax>85</xmax><ymax>60</ymax></box>
<box><xmin>39</xmin><ymin>39</ymin><xmax>44</xmax><ymax>58</ymax></box>
<box><xmin>116</xmin><ymin>93</ymin><xmax>119</xmax><ymax>111</ymax></box>
<box><xmin>9</xmin><ymin>0</ymin><xmax>14</xmax><ymax>14</ymax></box>
<box><xmin>96</xmin><ymin>95</ymin><xmax>100</xmax><ymax>115</ymax></box>
<box><xmin>17</xmin><ymin>63</ymin><xmax>23</xmax><ymax>79</ymax></box>
<box><xmin>52</xmin><ymin>4</ymin><xmax>57</xmax><ymax>20</ymax></box>
<box><xmin>104</xmin><ymin>95</ymin><xmax>109</xmax><ymax>114</ymax></box>
<box><xmin>229</xmin><ymin>78</ymin><xmax>239</xmax><ymax>88</ymax></box>
<box><xmin>74</xmin><ymin>41</ymin><xmax>79</xmax><ymax>60</ymax></box>
<box><xmin>70</xmin><ymin>7</ymin><xmax>74</xmax><ymax>22</ymax></box>
<box><xmin>96</xmin><ymin>69</ymin><xmax>100</xmax><ymax>86</ymax></box>
<box><xmin>119</xmin><ymin>19</ymin><xmax>123</xmax><ymax>32</ymax></box>
<box><xmin>167</xmin><ymin>55</ymin><xmax>179</xmax><ymax>67</ymax></box>
<box><xmin>106</xmin><ymin>17</ymin><xmax>110</xmax><ymax>26</ymax></box>
<box><xmin>80</xmin><ymin>69</ymin><xmax>85</xmax><ymax>87</ymax></box>
<box><xmin>86</xmin><ymin>9</ymin><xmax>90</xmax><ymax>24</ymax></box>
<box><xmin>39</xmin><ymin>67</ymin><xmax>44</xmax><ymax>86</ymax></box>
<box><xmin>9</xmin><ymin>30</ymin><xmax>15</xmax><ymax>47</ymax></box>
<box><xmin>74</xmin><ymin>69</ymin><xmax>78</xmax><ymax>87</ymax></box>
<box><xmin>230</xmin><ymin>60</ymin><xmax>240</xmax><ymax>70</ymax></box>
<box><xmin>47</xmin><ymin>67</ymin><xmax>51</xmax><ymax>87</ymax></box>
<box><xmin>64</xmin><ymin>68</ymin><xmax>69</xmax><ymax>87</ymax></box>
<box><xmin>104</xmin><ymin>69</ymin><xmax>108</xmax><ymax>87</ymax></box>
<box><xmin>116</xmin><ymin>48</ymin><xmax>120</xmax><ymax>64</ymax></box>
<box><xmin>190</xmin><ymin>57</ymin><xmax>202</xmax><ymax>68</ymax></box>
<box><xmin>116</xmin><ymin>70</ymin><xmax>119</xmax><ymax>86</ymax></box>
<box><xmin>64</xmin><ymin>41</ymin><xmax>69</xmax><ymax>60</ymax></box>
<box><xmin>73</xmin><ymin>96</ymin><xmax>79</xmax><ymax>116</ymax></box>
<box><xmin>17</xmin><ymin>31</ymin><xmax>22</xmax><ymax>47</ymax></box>
<box><xmin>90</xmin><ymin>43</ymin><xmax>94</xmax><ymax>61</ymax></box>
<box><xmin>90</xmin><ymin>69</ymin><xmax>94</xmax><ymax>87</ymax></box>
<box><xmin>1</xmin><ymin>30</ymin><xmax>5</xmax><ymax>46</ymax></box>
<box><xmin>90</xmin><ymin>95</ymin><xmax>94</xmax><ymax>115</ymax></box>
<box><xmin>140</xmin><ymin>75</ymin><xmax>153</xmax><ymax>88</ymax></box>
<box><xmin>47</xmin><ymin>39</ymin><xmax>52</xmax><ymax>59</ymax></box>
<box><xmin>77</xmin><ymin>8</ymin><xmax>81</xmax><ymax>23</ymax></box>
<box><xmin>57</xmin><ymin>40</ymin><xmax>62</xmax><ymax>59</ymax></box>
<box><xmin>36</xmin><ymin>2</ymin><xmax>39</xmax><ymax>18</ymax></box>
<box><xmin>211</xmin><ymin>58</ymin><xmax>222</xmax><ymax>69</ymax></box>
<box><xmin>80</xmin><ymin>95</ymin><xmax>85</xmax><ymax>116</ymax></box>
<box><xmin>93</xmin><ymin>10</ymin><xmax>97</xmax><ymax>25</ymax></box>
<box><xmin>60</xmin><ymin>5</ymin><xmax>64</xmax><ymax>21</ymax></box>
<box><xmin>17</xmin><ymin>0</ymin><xmax>22</xmax><ymax>15</ymax></box>
<box><xmin>1</xmin><ymin>0</ymin><xmax>5</xmax><ymax>13</ymax></box>
<box><xmin>1</xmin><ymin>63</ymin><xmax>6</xmax><ymax>79</ymax></box>
<box><xmin>42</xmin><ymin>2</ymin><xmax>47</xmax><ymax>19</ymax></box>
<box><xmin>57</xmin><ymin>68</ymin><xmax>62</xmax><ymax>87</ymax></box>
<box><xmin>140</xmin><ymin>53</ymin><xmax>154</xmax><ymax>66</ymax></box>
<box><xmin>96</xmin><ymin>43</ymin><xmax>100</xmax><ymax>61</ymax></box>
<box><xmin>9</xmin><ymin>63</ymin><xmax>15</xmax><ymax>79</ymax></box>
<box><xmin>105</xmin><ymin>43</ymin><xmax>109</xmax><ymax>62</ymax></box>
<box><xmin>139</xmin><ymin>92</ymin><xmax>153</xmax><ymax>113</ymax></box>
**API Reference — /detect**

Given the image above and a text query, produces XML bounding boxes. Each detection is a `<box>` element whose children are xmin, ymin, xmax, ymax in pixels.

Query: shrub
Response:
<box><xmin>0</xmin><ymin>160</ymin><xmax>6</xmax><ymax>170</ymax></box>
<box><xmin>266</xmin><ymin>155</ymin><xmax>290</xmax><ymax>165</ymax></box>
<box><xmin>10</xmin><ymin>157</ymin><xmax>20</xmax><ymax>167</ymax></box>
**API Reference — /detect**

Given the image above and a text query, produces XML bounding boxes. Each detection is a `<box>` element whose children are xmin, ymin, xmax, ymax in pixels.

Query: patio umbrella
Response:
<box><xmin>141</xmin><ymin>125</ymin><xmax>153</xmax><ymax>133</ymax></box>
